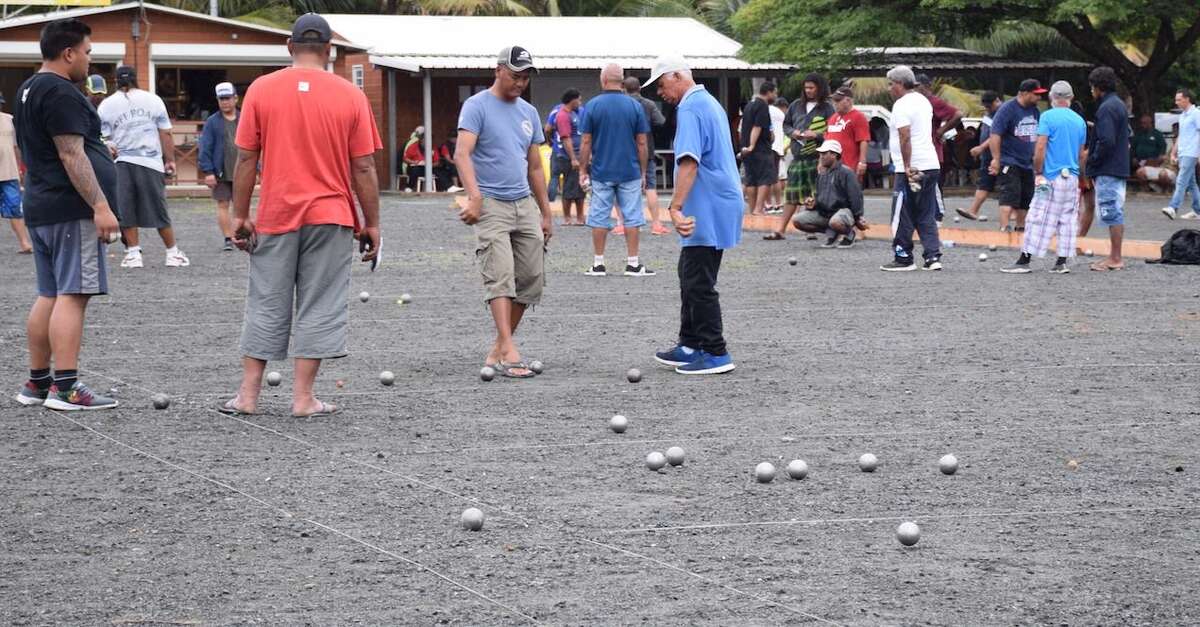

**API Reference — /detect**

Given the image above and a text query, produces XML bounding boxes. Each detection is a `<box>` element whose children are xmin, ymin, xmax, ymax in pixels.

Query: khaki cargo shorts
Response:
<box><xmin>473</xmin><ymin>196</ymin><xmax>545</xmax><ymax>305</ymax></box>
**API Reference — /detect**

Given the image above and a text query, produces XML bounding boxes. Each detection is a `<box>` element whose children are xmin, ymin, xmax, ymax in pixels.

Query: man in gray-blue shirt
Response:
<box><xmin>455</xmin><ymin>45</ymin><xmax>553</xmax><ymax>379</ymax></box>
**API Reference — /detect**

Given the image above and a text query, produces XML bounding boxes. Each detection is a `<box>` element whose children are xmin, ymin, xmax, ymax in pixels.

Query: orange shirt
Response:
<box><xmin>236</xmin><ymin>67</ymin><xmax>382</xmax><ymax>235</ymax></box>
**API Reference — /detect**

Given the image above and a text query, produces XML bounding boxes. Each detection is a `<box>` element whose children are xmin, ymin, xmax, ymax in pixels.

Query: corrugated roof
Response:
<box><xmin>329</xmin><ymin>14</ymin><xmax>788</xmax><ymax>72</ymax></box>
<box><xmin>851</xmin><ymin>47</ymin><xmax>1090</xmax><ymax>71</ymax></box>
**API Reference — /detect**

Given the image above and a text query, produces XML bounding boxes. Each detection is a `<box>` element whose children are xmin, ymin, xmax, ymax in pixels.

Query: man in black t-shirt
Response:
<box><xmin>739</xmin><ymin>81</ymin><xmax>777</xmax><ymax>216</ymax></box>
<box><xmin>13</xmin><ymin>18</ymin><xmax>119</xmax><ymax>411</ymax></box>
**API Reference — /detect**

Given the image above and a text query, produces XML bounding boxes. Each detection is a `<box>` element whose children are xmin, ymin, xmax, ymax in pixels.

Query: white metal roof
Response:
<box><xmin>0</xmin><ymin>40</ymin><xmax>125</xmax><ymax>63</ymax></box>
<box><xmin>329</xmin><ymin>14</ymin><xmax>789</xmax><ymax>72</ymax></box>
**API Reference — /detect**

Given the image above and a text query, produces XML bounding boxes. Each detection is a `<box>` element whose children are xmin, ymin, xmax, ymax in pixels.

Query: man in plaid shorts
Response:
<box><xmin>1001</xmin><ymin>81</ymin><xmax>1087</xmax><ymax>274</ymax></box>
<box><xmin>765</xmin><ymin>73</ymin><xmax>832</xmax><ymax>240</ymax></box>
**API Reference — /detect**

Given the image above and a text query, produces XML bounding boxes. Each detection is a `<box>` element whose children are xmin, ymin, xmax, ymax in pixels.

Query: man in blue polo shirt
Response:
<box><xmin>645</xmin><ymin>55</ymin><xmax>741</xmax><ymax>375</ymax></box>
<box><xmin>988</xmin><ymin>79</ymin><xmax>1045</xmax><ymax>232</ymax></box>
<box><xmin>579</xmin><ymin>63</ymin><xmax>654</xmax><ymax>277</ymax></box>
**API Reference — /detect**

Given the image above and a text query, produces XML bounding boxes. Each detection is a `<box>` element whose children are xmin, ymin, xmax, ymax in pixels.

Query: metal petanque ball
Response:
<box><xmin>939</xmin><ymin>454</ymin><xmax>959</xmax><ymax>475</ymax></box>
<box><xmin>786</xmin><ymin>459</ymin><xmax>808</xmax><ymax>480</ymax></box>
<box><xmin>480</xmin><ymin>366</ymin><xmax>496</xmax><ymax>382</ymax></box>
<box><xmin>978</xmin><ymin>252</ymin><xmax>988</xmax><ymax>261</ymax></box>
<box><xmin>788</xmin><ymin>256</ymin><xmax>798</xmax><ymax>266</ymax></box>
<box><xmin>266</xmin><ymin>371</ymin><xmax>282</xmax><ymax>387</ymax></box>
<box><xmin>897</xmin><ymin>521</ymin><xmax>921</xmax><ymax>546</ymax></box>
<box><xmin>666</xmin><ymin>446</ymin><xmax>685</xmax><ymax>466</ymax></box>
<box><xmin>646</xmin><ymin>451</ymin><xmax>667</xmax><ymax>471</ymax></box>
<box><xmin>399</xmin><ymin>292</ymin><xmax>412</xmax><ymax>304</ymax></box>
<box><xmin>626</xmin><ymin>368</ymin><xmax>642</xmax><ymax>383</ymax></box>
<box><xmin>610</xmin><ymin>414</ymin><xmax>628</xmax><ymax>433</ymax></box>
<box><xmin>358</xmin><ymin>291</ymin><xmax>370</xmax><ymax>303</ymax></box>
<box><xmin>379</xmin><ymin>370</ymin><xmax>395</xmax><ymax>386</ymax></box>
<box><xmin>152</xmin><ymin>394</ymin><xmax>170</xmax><ymax>410</ymax></box>
<box><xmin>858</xmin><ymin>453</ymin><xmax>878</xmax><ymax>473</ymax></box>
<box><xmin>529</xmin><ymin>360</ymin><xmax>544</xmax><ymax>375</ymax></box>
<box><xmin>461</xmin><ymin>507</ymin><xmax>484</xmax><ymax>531</ymax></box>
<box><xmin>988</xmin><ymin>244</ymin><xmax>998</xmax><ymax>251</ymax></box>
<box><xmin>754</xmin><ymin>461</ymin><xmax>776</xmax><ymax>483</ymax></box>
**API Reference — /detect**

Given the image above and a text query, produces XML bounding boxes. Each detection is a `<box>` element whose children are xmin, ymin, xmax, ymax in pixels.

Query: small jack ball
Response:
<box><xmin>610</xmin><ymin>414</ymin><xmax>628</xmax><ymax>433</ymax></box>
<box><xmin>626</xmin><ymin>368</ymin><xmax>642</xmax><ymax>383</ymax></box>
<box><xmin>786</xmin><ymin>459</ymin><xmax>808</xmax><ymax>480</ymax></box>
<box><xmin>480</xmin><ymin>366</ymin><xmax>495</xmax><ymax>382</ymax></box>
<box><xmin>266</xmin><ymin>371</ymin><xmax>282</xmax><ymax>387</ymax></box>
<box><xmin>939</xmin><ymin>454</ymin><xmax>958</xmax><ymax>475</ymax></box>
<box><xmin>754</xmin><ymin>461</ymin><xmax>776</xmax><ymax>483</ymax></box>
<box><xmin>358</xmin><ymin>291</ymin><xmax>370</xmax><ymax>303</ymax></box>
<box><xmin>858</xmin><ymin>453</ymin><xmax>878</xmax><ymax>472</ymax></box>
<box><xmin>897</xmin><ymin>521</ymin><xmax>920</xmax><ymax>546</ymax></box>
<box><xmin>953</xmin><ymin>216</ymin><xmax>961</xmax><ymax>223</ymax></box>
<box><xmin>379</xmin><ymin>370</ymin><xmax>395</xmax><ymax>386</ymax></box>
<box><xmin>788</xmin><ymin>256</ymin><xmax>798</xmax><ymax>266</ymax></box>
<box><xmin>666</xmin><ymin>446</ymin><xmax>685</xmax><ymax>466</ymax></box>
<box><xmin>646</xmin><ymin>451</ymin><xmax>667</xmax><ymax>471</ymax></box>
<box><xmin>152</xmin><ymin>394</ymin><xmax>170</xmax><ymax>410</ymax></box>
<box><xmin>461</xmin><ymin>507</ymin><xmax>484</xmax><ymax>531</ymax></box>
<box><xmin>529</xmin><ymin>360</ymin><xmax>544</xmax><ymax>375</ymax></box>
<box><xmin>399</xmin><ymin>293</ymin><xmax>412</xmax><ymax>304</ymax></box>
<box><xmin>978</xmin><ymin>253</ymin><xmax>988</xmax><ymax>261</ymax></box>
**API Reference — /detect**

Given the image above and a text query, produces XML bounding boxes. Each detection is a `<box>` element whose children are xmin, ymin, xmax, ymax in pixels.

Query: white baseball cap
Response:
<box><xmin>643</xmin><ymin>54</ymin><xmax>690</xmax><ymax>88</ymax></box>
<box><xmin>817</xmin><ymin>139</ymin><xmax>843</xmax><ymax>154</ymax></box>
<box><xmin>215</xmin><ymin>82</ymin><xmax>236</xmax><ymax>98</ymax></box>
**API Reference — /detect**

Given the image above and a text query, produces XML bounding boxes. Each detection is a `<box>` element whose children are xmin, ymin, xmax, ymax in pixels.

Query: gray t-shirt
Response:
<box><xmin>457</xmin><ymin>90</ymin><xmax>544</xmax><ymax>201</ymax></box>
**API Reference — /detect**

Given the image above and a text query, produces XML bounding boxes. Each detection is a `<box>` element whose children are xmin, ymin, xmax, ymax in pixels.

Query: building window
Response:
<box><xmin>352</xmin><ymin>64</ymin><xmax>364</xmax><ymax>90</ymax></box>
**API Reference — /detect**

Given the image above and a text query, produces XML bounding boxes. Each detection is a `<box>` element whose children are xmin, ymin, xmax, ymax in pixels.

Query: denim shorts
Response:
<box><xmin>588</xmin><ymin>178</ymin><xmax>645</xmax><ymax>229</ymax></box>
<box><xmin>1094</xmin><ymin>175</ymin><xmax>1126</xmax><ymax>226</ymax></box>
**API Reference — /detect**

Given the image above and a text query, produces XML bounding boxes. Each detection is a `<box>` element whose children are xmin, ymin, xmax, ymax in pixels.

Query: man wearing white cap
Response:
<box><xmin>645</xmin><ymin>55</ymin><xmax>741</xmax><ymax>375</ymax></box>
<box><xmin>793</xmin><ymin>139</ymin><xmax>866</xmax><ymax>248</ymax></box>
<box><xmin>198</xmin><ymin>81</ymin><xmax>241</xmax><ymax>251</ymax></box>
<box><xmin>1001</xmin><ymin>80</ymin><xmax>1086</xmax><ymax>274</ymax></box>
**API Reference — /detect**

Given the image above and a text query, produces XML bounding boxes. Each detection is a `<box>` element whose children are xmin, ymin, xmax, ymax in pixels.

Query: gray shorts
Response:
<box><xmin>239</xmin><ymin>224</ymin><xmax>353</xmax><ymax>361</ymax></box>
<box><xmin>116</xmin><ymin>162</ymin><xmax>171</xmax><ymax>229</ymax></box>
<box><xmin>212</xmin><ymin>180</ymin><xmax>233</xmax><ymax>202</ymax></box>
<box><xmin>794</xmin><ymin>207</ymin><xmax>855</xmax><ymax>232</ymax></box>
<box><xmin>29</xmin><ymin>219</ymin><xmax>108</xmax><ymax>297</ymax></box>
<box><xmin>473</xmin><ymin>196</ymin><xmax>545</xmax><ymax>305</ymax></box>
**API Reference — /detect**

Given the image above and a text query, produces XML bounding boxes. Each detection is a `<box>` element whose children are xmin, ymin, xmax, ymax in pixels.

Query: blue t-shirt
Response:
<box><xmin>991</xmin><ymin>99</ymin><xmax>1040</xmax><ymax>170</ymax></box>
<box><xmin>673</xmin><ymin>85</ymin><xmax>743</xmax><ymax>250</ymax></box>
<box><xmin>552</xmin><ymin>105</ymin><xmax>583</xmax><ymax>159</ymax></box>
<box><xmin>1178</xmin><ymin>106</ymin><xmax>1200</xmax><ymax>159</ymax></box>
<box><xmin>546</xmin><ymin>104</ymin><xmax>562</xmax><ymax>153</ymax></box>
<box><xmin>580</xmin><ymin>91</ymin><xmax>649</xmax><ymax>183</ymax></box>
<box><xmin>458</xmin><ymin>90</ymin><xmax>544</xmax><ymax>201</ymax></box>
<box><xmin>1036</xmin><ymin>107</ymin><xmax>1087</xmax><ymax>177</ymax></box>
<box><xmin>977</xmin><ymin>115</ymin><xmax>993</xmax><ymax>170</ymax></box>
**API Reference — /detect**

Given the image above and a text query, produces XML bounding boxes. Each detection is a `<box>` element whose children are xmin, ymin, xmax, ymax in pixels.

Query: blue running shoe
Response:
<box><xmin>674</xmin><ymin>351</ymin><xmax>736</xmax><ymax>375</ymax></box>
<box><xmin>654</xmin><ymin>344</ymin><xmax>699</xmax><ymax>367</ymax></box>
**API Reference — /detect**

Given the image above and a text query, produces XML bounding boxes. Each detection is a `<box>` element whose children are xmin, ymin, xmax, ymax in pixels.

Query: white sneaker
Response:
<box><xmin>165</xmin><ymin>249</ymin><xmax>190</xmax><ymax>267</ymax></box>
<box><xmin>447</xmin><ymin>185</ymin><xmax>464</xmax><ymax>193</ymax></box>
<box><xmin>120</xmin><ymin>249</ymin><xmax>143</xmax><ymax>268</ymax></box>
<box><xmin>1181</xmin><ymin>211</ymin><xmax>1199</xmax><ymax>220</ymax></box>
<box><xmin>1162</xmin><ymin>206</ymin><xmax>1178</xmax><ymax>220</ymax></box>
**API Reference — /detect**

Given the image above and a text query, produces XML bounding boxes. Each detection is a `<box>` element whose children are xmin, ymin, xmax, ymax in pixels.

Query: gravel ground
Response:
<box><xmin>1</xmin><ymin>195</ymin><xmax>1198</xmax><ymax>625</ymax></box>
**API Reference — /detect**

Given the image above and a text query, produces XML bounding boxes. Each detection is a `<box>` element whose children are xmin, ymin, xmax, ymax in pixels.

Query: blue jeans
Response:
<box><xmin>1169</xmin><ymin>155</ymin><xmax>1200</xmax><ymax>212</ymax></box>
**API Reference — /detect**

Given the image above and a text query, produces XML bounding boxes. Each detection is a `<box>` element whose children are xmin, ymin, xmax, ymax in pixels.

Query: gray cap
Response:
<box><xmin>497</xmin><ymin>45</ymin><xmax>537</xmax><ymax>73</ymax></box>
<box><xmin>1049</xmin><ymin>80</ymin><xmax>1074</xmax><ymax>99</ymax></box>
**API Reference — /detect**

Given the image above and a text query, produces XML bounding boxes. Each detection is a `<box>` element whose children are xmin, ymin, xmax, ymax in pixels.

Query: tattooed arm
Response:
<box><xmin>53</xmin><ymin>134</ymin><xmax>119</xmax><ymax>240</ymax></box>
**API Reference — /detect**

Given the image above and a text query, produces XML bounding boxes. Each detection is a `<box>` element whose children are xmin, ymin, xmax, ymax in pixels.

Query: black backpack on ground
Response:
<box><xmin>1147</xmin><ymin>229</ymin><xmax>1200</xmax><ymax>265</ymax></box>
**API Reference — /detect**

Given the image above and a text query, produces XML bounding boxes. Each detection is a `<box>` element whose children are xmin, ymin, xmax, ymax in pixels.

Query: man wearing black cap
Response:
<box><xmin>220</xmin><ymin>13</ymin><xmax>382</xmax><ymax>417</ymax></box>
<box><xmin>988</xmin><ymin>79</ymin><xmax>1046</xmax><ymax>232</ymax></box>
<box><xmin>98</xmin><ymin>64</ymin><xmax>189</xmax><ymax>268</ymax></box>
<box><xmin>456</xmin><ymin>45</ymin><xmax>553</xmax><ymax>379</ymax></box>
<box><xmin>957</xmin><ymin>91</ymin><xmax>1002</xmax><ymax>221</ymax></box>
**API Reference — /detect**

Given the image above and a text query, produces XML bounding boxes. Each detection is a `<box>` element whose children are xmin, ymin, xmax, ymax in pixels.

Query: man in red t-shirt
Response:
<box><xmin>826</xmin><ymin>87</ymin><xmax>871</xmax><ymax>179</ymax></box>
<box><xmin>220</xmin><ymin>13</ymin><xmax>382</xmax><ymax>418</ymax></box>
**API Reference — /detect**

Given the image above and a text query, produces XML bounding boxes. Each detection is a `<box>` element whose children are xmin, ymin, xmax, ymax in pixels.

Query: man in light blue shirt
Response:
<box><xmin>455</xmin><ymin>45</ymin><xmax>553</xmax><ymax>379</ymax></box>
<box><xmin>1163</xmin><ymin>88</ymin><xmax>1200</xmax><ymax>220</ymax></box>
<box><xmin>645</xmin><ymin>55</ymin><xmax>741</xmax><ymax>375</ymax></box>
<box><xmin>1001</xmin><ymin>80</ymin><xmax>1086</xmax><ymax>274</ymax></box>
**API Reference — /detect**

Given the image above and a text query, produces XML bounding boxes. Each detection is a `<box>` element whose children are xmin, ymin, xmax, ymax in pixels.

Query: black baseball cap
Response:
<box><xmin>498</xmin><ymin>45</ymin><xmax>538</xmax><ymax>74</ymax></box>
<box><xmin>115</xmin><ymin>65</ymin><xmax>136</xmax><ymax>81</ymax></box>
<box><xmin>831</xmin><ymin>86</ymin><xmax>854</xmax><ymax>101</ymax></box>
<box><xmin>981</xmin><ymin>90</ymin><xmax>1000</xmax><ymax>106</ymax></box>
<box><xmin>1019</xmin><ymin>79</ymin><xmax>1048</xmax><ymax>94</ymax></box>
<box><xmin>292</xmin><ymin>13</ymin><xmax>332</xmax><ymax>44</ymax></box>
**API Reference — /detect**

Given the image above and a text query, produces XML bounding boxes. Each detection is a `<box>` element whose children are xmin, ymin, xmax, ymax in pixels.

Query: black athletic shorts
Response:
<box><xmin>996</xmin><ymin>165</ymin><xmax>1034</xmax><ymax>210</ymax></box>
<box><xmin>742</xmin><ymin>151</ymin><xmax>776</xmax><ymax>187</ymax></box>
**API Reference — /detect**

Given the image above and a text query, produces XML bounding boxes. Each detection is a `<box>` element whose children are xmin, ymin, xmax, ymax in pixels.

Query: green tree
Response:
<box><xmin>733</xmin><ymin>0</ymin><xmax>1200</xmax><ymax>114</ymax></box>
